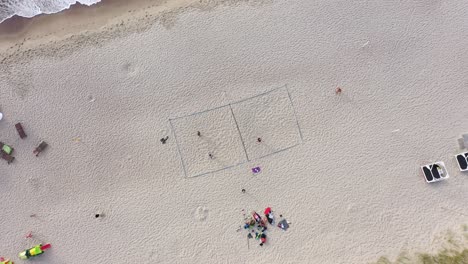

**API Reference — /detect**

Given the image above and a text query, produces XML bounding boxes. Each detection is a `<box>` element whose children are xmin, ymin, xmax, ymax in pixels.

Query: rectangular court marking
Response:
<box><xmin>169</xmin><ymin>84</ymin><xmax>303</xmax><ymax>178</ymax></box>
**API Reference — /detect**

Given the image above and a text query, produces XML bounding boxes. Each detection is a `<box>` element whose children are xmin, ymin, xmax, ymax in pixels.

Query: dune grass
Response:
<box><xmin>375</xmin><ymin>249</ymin><xmax>468</xmax><ymax>264</ymax></box>
<box><xmin>372</xmin><ymin>224</ymin><xmax>468</xmax><ymax>264</ymax></box>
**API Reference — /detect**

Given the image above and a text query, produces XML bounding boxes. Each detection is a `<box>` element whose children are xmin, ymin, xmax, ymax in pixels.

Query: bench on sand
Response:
<box><xmin>1</xmin><ymin>152</ymin><xmax>14</xmax><ymax>164</ymax></box>
<box><xmin>15</xmin><ymin>123</ymin><xmax>27</xmax><ymax>139</ymax></box>
<box><xmin>421</xmin><ymin>162</ymin><xmax>449</xmax><ymax>183</ymax></box>
<box><xmin>33</xmin><ymin>141</ymin><xmax>48</xmax><ymax>157</ymax></box>
<box><xmin>455</xmin><ymin>152</ymin><xmax>468</xmax><ymax>172</ymax></box>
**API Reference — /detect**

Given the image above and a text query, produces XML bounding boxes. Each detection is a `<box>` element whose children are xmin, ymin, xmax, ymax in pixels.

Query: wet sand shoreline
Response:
<box><xmin>0</xmin><ymin>0</ymin><xmax>194</xmax><ymax>55</ymax></box>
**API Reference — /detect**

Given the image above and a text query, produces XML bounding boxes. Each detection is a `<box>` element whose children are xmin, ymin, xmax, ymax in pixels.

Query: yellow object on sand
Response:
<box><xmin>18</xmin><ymin>244</ymin><xmax>44</xmax><ymax>260</ymax></box>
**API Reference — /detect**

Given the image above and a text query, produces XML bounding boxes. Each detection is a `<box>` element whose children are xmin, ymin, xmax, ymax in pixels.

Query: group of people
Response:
<box><xmin>243</xmin><ymin>207</ymin><xmax>281</xmax><ymax>247</ymax></box>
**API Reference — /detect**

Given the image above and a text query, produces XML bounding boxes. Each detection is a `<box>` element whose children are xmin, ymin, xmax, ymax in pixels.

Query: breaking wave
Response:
<box><xmin>0</xmin><ymin>0</ymin><xmax>101</xmax><ymax>23</ymax></box>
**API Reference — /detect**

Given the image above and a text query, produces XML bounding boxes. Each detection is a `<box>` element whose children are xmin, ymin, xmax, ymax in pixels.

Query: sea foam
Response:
<box><xmin>0</xmin><ymin>0</ymin><xmax>101</xmax><ymax>23</ymax></box>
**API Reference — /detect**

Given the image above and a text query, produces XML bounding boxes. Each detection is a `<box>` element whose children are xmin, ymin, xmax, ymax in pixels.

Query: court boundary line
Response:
<box><xmin>169</xmin><ymin>84</ymin><xmax>303</xmax><ymax>178</ymax></box>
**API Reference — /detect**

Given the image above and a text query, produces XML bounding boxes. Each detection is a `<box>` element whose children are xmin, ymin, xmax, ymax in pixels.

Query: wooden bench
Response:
<box><xmin>15</xmin><ymin>123</ymin><xmax>27</xmax><ymax>139</ymax></box>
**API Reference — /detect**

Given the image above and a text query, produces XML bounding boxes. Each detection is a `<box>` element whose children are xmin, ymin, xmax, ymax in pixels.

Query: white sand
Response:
<box><xmin>1</xmin><ymin>0</ymin><xmax>468</xmax><ymax>263</ymax></box>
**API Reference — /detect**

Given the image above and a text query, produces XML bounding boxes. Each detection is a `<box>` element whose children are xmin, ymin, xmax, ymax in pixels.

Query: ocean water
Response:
<box><xmin>0</xmin><ymin>0</ymin><xmax>101</xmax><ymax>23</ymax></box>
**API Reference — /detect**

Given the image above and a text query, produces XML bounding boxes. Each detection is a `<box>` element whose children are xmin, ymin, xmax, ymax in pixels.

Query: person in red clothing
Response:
<box><xmin>264</xmin><ymin>207</ymin><xmax>274</xmax><ymax>224</ymax></box>
<box><xmin>259</xmin><ymin>233</ymin><xmax>267</xmax><ymax>246</ymax></box>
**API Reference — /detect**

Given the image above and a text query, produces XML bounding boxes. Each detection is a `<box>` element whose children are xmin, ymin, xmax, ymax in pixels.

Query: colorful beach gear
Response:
<box><xmin>251</xmin><ymin>167</ymin><xmax>261</xmax><ymax>174</ymax></box>
<box><xmin>252</xmin><ymin>212</ymin><xmax>262</xmax><ymax>223</ymax></box>
<box><xmin>0</xmin><ymin>142</ymin><xmax>13</xmax><ymax>155</ymax></box>
<box><xmin>0</xmin><ymin>257</ymin><xmax>13</xmax><ymax>264</ymax></box>
<box><xmin>18</xmin><ymin>244</ymin><xmax>51</xmax><ymax>260</ymax></box>
<box><xmin>243</xmin><ymin>208</ymin><xmax>290</xmax><ymax>247</ymax></box>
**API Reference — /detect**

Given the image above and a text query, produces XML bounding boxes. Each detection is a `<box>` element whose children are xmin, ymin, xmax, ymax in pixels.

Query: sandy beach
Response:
<box><xmin>0</xmin><ymin>0</ymin><xmax>467</xmax><ymax>263</ymax></box>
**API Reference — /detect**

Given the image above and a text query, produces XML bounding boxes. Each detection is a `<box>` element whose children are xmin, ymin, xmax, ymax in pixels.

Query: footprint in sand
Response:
<box><xmin>194</xmin><ymin>206</ymin><xmax>209</xmax><ymax>221</ymax></box>
<box><xmin>27</xmin><ymin>177</ymin><xmax>44</xmax><ymax>191</ymax></box>
<box><xmin>122</xmin><ymin>62</ymin><xmax>137</xmax><ymax>76</ymax></box>
<box><xmin>346</xmin><ymin>203</ymin><xmax>356</xmax><ymax>212</ymax></box>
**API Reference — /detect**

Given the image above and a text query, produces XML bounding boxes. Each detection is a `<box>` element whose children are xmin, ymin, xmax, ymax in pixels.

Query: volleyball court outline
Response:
<box><xmin>169</xmin><ymin>84</ymin><xmax>303</xmax><ymax>178</ymax></box>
